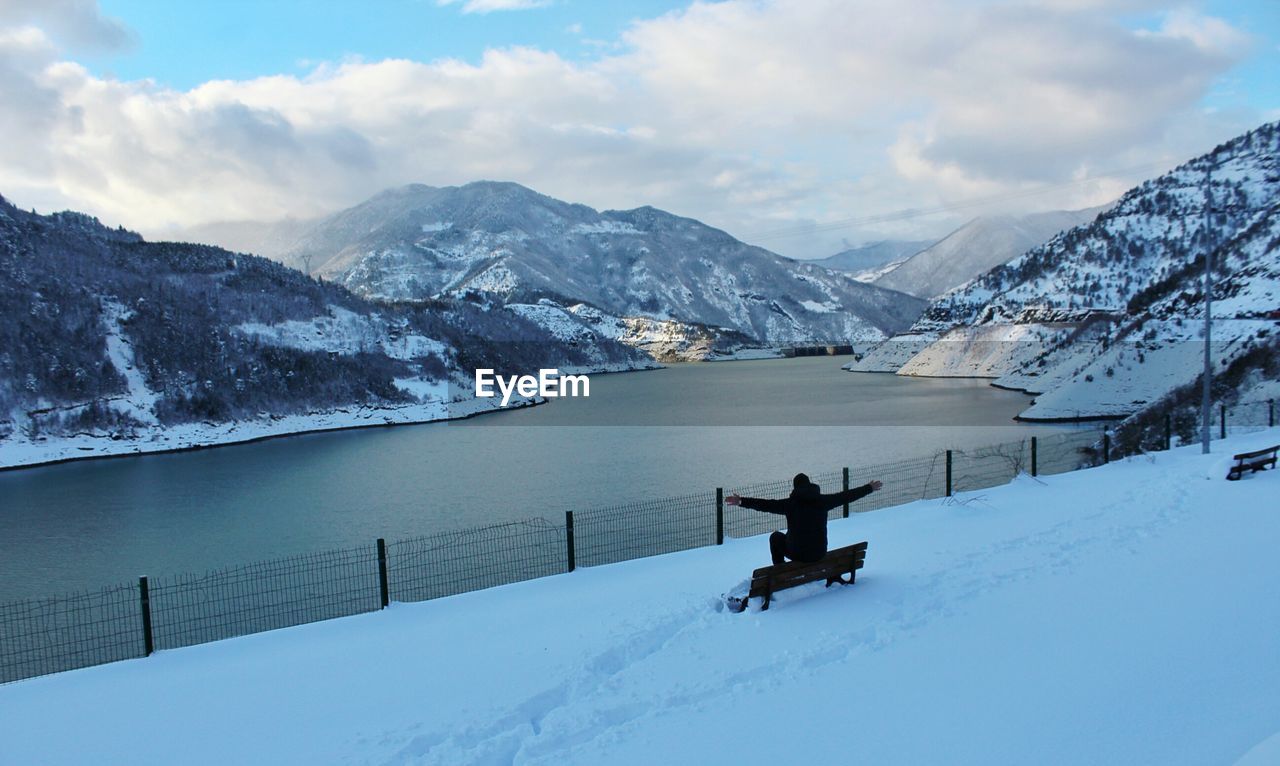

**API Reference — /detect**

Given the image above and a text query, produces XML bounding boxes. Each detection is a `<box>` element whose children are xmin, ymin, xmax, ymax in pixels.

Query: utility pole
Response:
<box><xmin>1201</xmin><ymin>166</ymin><xmax>1213</xmax><ymax>454</ymax></box>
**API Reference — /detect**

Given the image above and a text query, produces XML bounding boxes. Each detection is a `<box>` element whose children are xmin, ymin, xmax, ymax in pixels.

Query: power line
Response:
<box><xmin>743</xmin><ymin>160</ymin><xmax>1173</xmax><ymax>243</ymax></box>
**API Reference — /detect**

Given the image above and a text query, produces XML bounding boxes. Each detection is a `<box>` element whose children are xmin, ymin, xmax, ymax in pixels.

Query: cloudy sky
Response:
<box><xmin>0</xmin><ymin>0</ymin><xmax>1276</xmax><ymax>258</ymax></box>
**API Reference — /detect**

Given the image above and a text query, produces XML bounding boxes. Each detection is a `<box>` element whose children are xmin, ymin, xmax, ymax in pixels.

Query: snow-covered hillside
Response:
<box><xmin>0</xmin><ymin>195</ymin><xmax>652</xmax><ymax>469</ymax></box>
<box><xmin>874</xmin><ymin>208</ymin><xmax>1107</xmax><ymax>300</ymax></box>
<box><xmin>201</xmin><ymin>182</ymin><xmax>926</xmax><ymax>349</ymax></box>
<box><xmin>804</xmin><ymin>239</ymin><xmax>935</xmax><ymax>274</ymax></box>
<box><xmin>857</xmin><ymin>121</ymin><xmax>1280</xmax><ymax>420</ymax></box>
<box><xmin>3</xmin><ymin>430</ymin><xmax>1278</xmax><ymax>765</ymax></box>
<box><xmin>928</xmin><ymin>122</ymin><xmax>1280</xmax><ymax>327</ymax></box>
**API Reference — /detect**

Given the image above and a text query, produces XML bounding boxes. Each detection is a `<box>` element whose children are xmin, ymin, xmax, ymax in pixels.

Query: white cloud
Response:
<box><xmin>0</xmin><ymin>0</ymin><xmax>1266</xmax><ymax>258</ymax></box>
<box><xmin>436</xmin><ymin>0</ymin><xmax>552</xmax><ymax>14</ymax></box>
<box><xmin>0</xmin><ymin>0</ymin><xmax>133</xmax><ymax>51</ymax></box>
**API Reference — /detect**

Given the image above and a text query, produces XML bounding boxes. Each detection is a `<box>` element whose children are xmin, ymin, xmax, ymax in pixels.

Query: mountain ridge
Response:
<box><xmin>177</xmin><ymin>181</ymin><xmax>928</xmax><ymax>350</ymax></box>
<box><xmin>872</xmin><ymin>207</ymin><xmax>1109</xmax><ymax>300</ymax></box>
<box><xmin>803</xmin><ymin>239</ymin><xmax>935</xmax><ymax>275</ymax></box>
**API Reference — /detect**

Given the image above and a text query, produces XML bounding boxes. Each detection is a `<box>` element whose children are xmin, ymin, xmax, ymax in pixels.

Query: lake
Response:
<box><xmin>0</xmin><ymin>357</ymin><xmax>1072</xmax><ymax>601</ymax></box>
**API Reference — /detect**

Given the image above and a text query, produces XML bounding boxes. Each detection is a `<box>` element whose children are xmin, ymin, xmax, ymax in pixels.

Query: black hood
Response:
<box><xmin>790</xmin><ymin>482</ymin><xmax>821</xmax><ymax>500</ymax></box>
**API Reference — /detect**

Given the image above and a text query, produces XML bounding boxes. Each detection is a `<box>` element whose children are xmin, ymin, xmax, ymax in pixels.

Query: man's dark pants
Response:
<box><xmin>769</xmin><ymin>531</ymin><xmax>788</xmax><ymax>566</ymax></box>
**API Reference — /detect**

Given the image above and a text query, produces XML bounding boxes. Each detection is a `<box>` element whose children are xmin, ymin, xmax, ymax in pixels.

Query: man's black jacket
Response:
<box><xmin>739</xmin><ymin>482</ymin><xmax>875</xmax><ymax>562</ymax></box>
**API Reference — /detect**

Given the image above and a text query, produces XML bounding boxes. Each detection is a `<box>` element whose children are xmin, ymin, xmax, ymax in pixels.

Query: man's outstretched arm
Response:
<box><xmin>816</xmin><ymin>480</ymin><xmax>883</xmax><ymax>513</ymax></box>
<box><xmin>725</xmin><ymin>493</ymin><xmax>789</xmax><ymax>514</ymax></box>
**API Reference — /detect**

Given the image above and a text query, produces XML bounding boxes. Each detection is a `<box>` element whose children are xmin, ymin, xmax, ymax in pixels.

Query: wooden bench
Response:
<box><xmin>1227</xmin><ymin>445</ymin><xmax>1278</xmax><ymax>480</ymax></box>
<box><xmin>730</xmin><ymin>541</ymin><xmax>868</xmax><ymax>613</ymax></box>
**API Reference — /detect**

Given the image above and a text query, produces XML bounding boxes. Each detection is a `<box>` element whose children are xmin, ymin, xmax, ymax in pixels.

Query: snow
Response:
<box><xmin>799</xmin><ymin>299</ymin><xmax>842</xmax><ymax>314</ymax></box>
<box><xmin>236</xmin><ymin>306</ymin><xmax>448</xmax><ymax>362</ymax></box>
<box><xmin>392</xmin><ymin>377</ymin><xmax>447</xmax><ymax>403</ymax></box>
<box><xmin>462</xmin><ymin>261</ymin><xmax>521</xmax><ymax>294</ymax></box>
<box><xmin>844</xmin><ymin>333</ymin><xmax>938</xmax><ymax>372</ymax></box>
<box><xmin>570</xmin><ymin>221</ymin><xmax>642</xmax><ymax>236</ymax></box>
<box><xmin>3</xmin><ymin>430</ymin><xmax>1279</xmax><ymax>764</ymax></box>
<box><xmin>101</xmin><ymin>301</ymin><xmax>159</xmax><ymax>425</ymax></box>
<box><xmin>851</xmin><ymin>257</ymin><xmax>907</xmax><ymax>283</ymax></box>
<box><xmin>506</xmin><ymin>302</ymin><xmax>599</xmax><ymax>343</ymax></box>
<box><xmin>886</xmin><ymin>124</ymin><xmax>1280</xmax><ymax>420</ymax></box>
<box><xmin>897</xmin><ymin>323</ymin><xmax>1063</xmax><ymax>378</ymax></box>
<box><xmin>0</xmin><ymin>395</ymin><xmax>507</xmax><ymax>471</ymax></box>
<box><xmin>1013</xmin><ymin>320</ymin><xmax>1273</xmax><ymax>420</ymax></box>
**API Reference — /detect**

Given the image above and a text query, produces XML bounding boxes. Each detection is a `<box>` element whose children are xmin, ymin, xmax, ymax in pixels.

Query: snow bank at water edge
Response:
<box><xmin>844</xmin><ymin>332</ymin><xmax>938</xmax><ymax>372</ymax></box>
<box><xmin>0</xmin><ymin>392</ymin><xmax>514</xmax><ymax>471</ymax></box>
<box><xmin>3</xmin><ymin>431</ymin><xmax>1279</xmax><ymax>764</ymax></box>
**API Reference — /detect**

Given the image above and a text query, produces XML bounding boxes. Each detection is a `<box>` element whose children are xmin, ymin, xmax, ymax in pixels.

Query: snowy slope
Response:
<box><xmin>2</xmin><ymin>430</ymin><xmax>1279</xmax><ymax>765</ymax></box>
<box><xmin>897</xmin><ymin>323</ymin><xmax>1070</xmax><ymax>378</ymax></box>
<box><xmin>852</xmin><ymin>257</ymin><xmax>909</xmax><ymax>283</ymax></box>
<box><xmin>804</xmin><ymin>239</ymin><xmax>935</xmax><ymax>274</ymax></box>
<box><xmin>926</xmin><ymin>122</ymin><xmax>1280</xmax><ymax>328</ymax></box>
<box><xmin>874</xmin><ymin>208</ymin><xmax>1106</xmax><ymax>299</ymax></box>
<box><xmin>502</xmin><ymin>300</ymin><xmax>763</xmax><ymax>362</ymax></box>
<box><xmin>842</xmin><ymin>332</ymin><xmax>939</xmax><ymax>372</ymax></box>
<box><xmin>857</xmin><ymin>121</ymin><xmax>1280</xmax><ymax>420</ymax></box>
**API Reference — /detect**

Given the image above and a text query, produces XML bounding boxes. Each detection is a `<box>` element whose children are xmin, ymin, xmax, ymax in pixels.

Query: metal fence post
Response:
<box><xmin>138</xmin><ymin>576</ymin><xmax>154</xmax><ymax>657</ymax></box>
<box><xmin>1103</xmin><ymin>431</ymin><xmax>1110</xmax><ymax>464</ymax></box>
<box><xmin>376</xmin><ymin>538</ymin><xmax>390</xmax><ymax>609</ymax></box>
<box><xmin>1220</xmin><ymin>404</ymin><xmax>1226</xmax><ymax>440</ymax></box>
<box><xmin>565</xmin><ymin>511</ymin><xmax>576</xmax><ymax>573</ymax></box>
<box><xmin>1030</xmin><ymin>437</ymin><xmax>1038</xmax><ymax>477</ymax></box>
<box><xmin>842</xmin><ymin>467</ymin><xmax>850</xmax><ymax>517</ymax></box>
<box><xmin>1164</xmin><ymin>412</ymin><xmax>1172</xmax><ymax>451</ymax></box>
<box><xmin>715</xmin><ymin>488</ymin><xmax>724</xmax><ymax>545</ymax></box>
<box><xmin>945</xmin><ymin>450</ymin><xmax>953</xmax><ymax>497</ymax></box>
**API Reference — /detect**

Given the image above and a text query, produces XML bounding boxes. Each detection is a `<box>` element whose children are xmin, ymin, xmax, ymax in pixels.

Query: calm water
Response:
<box><xmin>0</xmin><ymin>358</ymin><xmax>1070</xmax><ymax>601</ymax></box>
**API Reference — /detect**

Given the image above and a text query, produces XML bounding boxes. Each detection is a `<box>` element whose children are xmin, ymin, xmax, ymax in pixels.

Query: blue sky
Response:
<box><xmin>1145</xmin><ymin>1</ymin><xmax>1279</xmax><ymax>114</ymax></box>
<box><xmin>88</xmin><ymin>1</ymin><xmax>691</xmax><ymax>87</ymax></box>
<box><xmin>85</xmin><ymin>0</ymin><xmax>1279</xmax><ymax>112</ymax></box>
<box><xmin>3</xmin><ymin>0</ymin><xmax>1278</xmax><ymax>256</ymax></box>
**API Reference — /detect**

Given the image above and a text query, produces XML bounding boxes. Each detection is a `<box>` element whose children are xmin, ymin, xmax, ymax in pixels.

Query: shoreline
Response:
<box><xmin>0</xmin><ymin>362</ymin><xmax>668</xmax><ymax>474</ymax></box>
<box><xmin>0</xmin><ymin>399</ymin><xmax>533</xmax><ymax>475</ymax></box>
<box><xmin>1013</xmin><ymin>412</ymin><xmax>1130</xmax><ymax>424</ymax></box>
<box><xmin>846</xmin><ymin>368</ymin><xmax>1134</xmax><ymax>423</ymax></box>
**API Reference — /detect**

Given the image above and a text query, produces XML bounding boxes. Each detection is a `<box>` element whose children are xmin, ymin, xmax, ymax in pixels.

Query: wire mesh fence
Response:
<box><xmin>3</xmin><ymin>406</ymin><xmax>1273</xmax><ymax>686</ymax></box>
<box><xmin>148</xmin><ymin>546</ymin><xmax>383</xmax><ymax>651</ymax></box>
<box><xmin>388</xmin><ymin>519</ymin><xmax>565</xmax><ymax>602</ymax></box>
<box><xmin>0</xmin><ymin>582</ymin><xmax>144</xmax><ymax>684</ymax></box>
<box><xmin>1220</xmin><ymin>399</ymin><xmax>1276</xmax><ymax>436</ymax></box>
<box><xmin>575</xmin><ymin>492</ymin><xmax>716</xmax><ymax>568</ymax></box>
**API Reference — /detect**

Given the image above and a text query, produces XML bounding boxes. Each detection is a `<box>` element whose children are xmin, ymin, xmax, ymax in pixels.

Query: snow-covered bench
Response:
<box><xmin>730</xmin><ymin>541</ymin><xmax>868</xmax><ymax>612</ymax></box>
<box><xmin>1227</xmin><ymin>446</ymin><xmax>1278</xmax><ymax>481</ymax></box>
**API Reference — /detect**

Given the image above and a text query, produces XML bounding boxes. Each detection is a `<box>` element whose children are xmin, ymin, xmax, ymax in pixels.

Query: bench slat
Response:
<box><xmin>1232</xmin><ymin>445</ymin><xmax>1279</xmax><ymax>461</ymax></box>
<box><xmin>753</xmin><ymin>562</ymin><xmax>864</xmax><ymax>593</ymax></box>
<box><xmin>742</xmin><ymin>542</ymin><xmax>869</xmax><ymax>609</ymax></box>
<box><xmin>748</xmin><ymin>542</ymin><xmax>866</xmax><ymax>578</ymax></box>
<box><xmin>1227</xmin><ymin>447</ymin><xmax>1278</xmax><ymax>480</ymax></box>
<box><xmin>749</xmin><ymin>552</ymin><xmax>865</xmax><ymax>582</ymax></box>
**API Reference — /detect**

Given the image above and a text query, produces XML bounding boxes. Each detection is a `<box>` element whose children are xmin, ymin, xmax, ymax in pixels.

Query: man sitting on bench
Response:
<box><xmin>726</xmin><ymin>473</ymin><xmax>883</xmax><ymax>565</ymax></box>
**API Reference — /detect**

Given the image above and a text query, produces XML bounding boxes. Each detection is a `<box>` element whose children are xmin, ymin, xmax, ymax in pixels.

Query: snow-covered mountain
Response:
<box><xmin>200</xmin><ymin>182</ymin><xmax>926</xmax><ymax>354</ymax></box>
<box><xmin>0</xmin><ymin>195</ymin><xmax>650</xmax><ymax>467</ymax></box>
<box><xmin>804</xmin><ymin>239</ymin><xmax>935</xmax><ymax>275</ymax></box>
<box><xmin>873</xmin><ymin>208</ymin><xmax>1107</xmax><ymax>300</ymax></box>
<box><xmin>853</xmin><ymin>121</ymin><xmax>1280</xmax><ymax>421</ymax></box>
